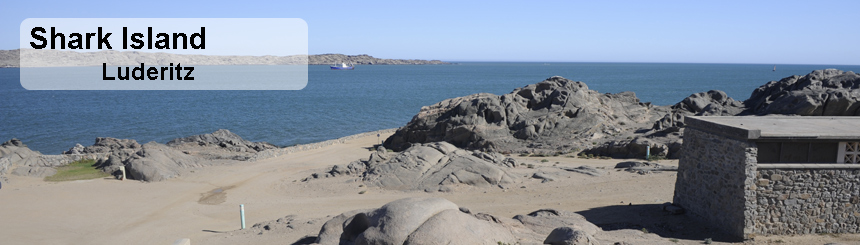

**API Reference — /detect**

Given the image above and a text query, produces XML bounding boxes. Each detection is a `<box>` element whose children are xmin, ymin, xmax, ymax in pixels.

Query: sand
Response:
<box><xmin>1</xmin><ymin>131</ymin><xmax>859</xmax><ymax>245</ymax></box>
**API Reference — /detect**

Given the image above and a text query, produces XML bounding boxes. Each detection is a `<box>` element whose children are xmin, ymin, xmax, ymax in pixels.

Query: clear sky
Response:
<box><xmin>2</xmin><ymin>0</ymin><xmax>859</xmax><ymax>65</ymax></box>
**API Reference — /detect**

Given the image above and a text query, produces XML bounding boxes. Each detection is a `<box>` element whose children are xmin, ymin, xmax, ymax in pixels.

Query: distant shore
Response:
<box><xmin>0</xmin><ymin>49</ymin><xmax>448</xmax><ymax>67</ymax></box>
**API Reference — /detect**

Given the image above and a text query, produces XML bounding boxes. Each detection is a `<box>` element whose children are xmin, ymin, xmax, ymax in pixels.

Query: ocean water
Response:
<box><xmin>2</xmin><ymin>62</ymin><xmax>859</xmax><ymax>154</ymax></box>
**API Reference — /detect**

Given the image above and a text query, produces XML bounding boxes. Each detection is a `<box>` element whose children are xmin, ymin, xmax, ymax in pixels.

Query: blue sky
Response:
<box><xmin>2</xmin><ymin>0</ymin><xmax>859</xmax><ymax>65</ymax></box>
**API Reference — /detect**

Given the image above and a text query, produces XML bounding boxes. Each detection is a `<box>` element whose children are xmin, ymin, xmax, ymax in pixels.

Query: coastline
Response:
<box><xmin>248</xmin><ymin>128</ymin><xmax>397</xmax><ymax>161</ymax></box>
<box><xmin>0</xmin><ymin>49</ymin><xmax>448</xmax><ymax>67</ymax></box>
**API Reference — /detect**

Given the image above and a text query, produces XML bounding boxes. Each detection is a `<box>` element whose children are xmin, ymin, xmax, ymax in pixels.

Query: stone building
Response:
<box><xmin>674</xmin><ymin>116</ymin><xmax>860</xmax><ymax>239</ymax></box>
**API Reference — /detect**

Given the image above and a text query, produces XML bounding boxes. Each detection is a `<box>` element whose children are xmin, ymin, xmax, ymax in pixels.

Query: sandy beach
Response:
<box><xmin>1</xmin><ymin>131</ymin><xmax>859</xmax><ymax>245</ymax></box>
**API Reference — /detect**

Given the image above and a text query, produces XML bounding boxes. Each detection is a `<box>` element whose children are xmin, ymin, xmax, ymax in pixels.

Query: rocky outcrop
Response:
<box><xmin>124</xmin><ymin>142</ymin><xmax>207</xmax><ymax>182</ymax></box>
<box><xmin>305</xmin><ymin>142</ymin><xmax>517</xmax><ymax>192</ymax></box>
<box><xmin>2</xmin><ymin>130</ymin><xmax>277</xmax><ymax>182</ymax></box>
<box><xmin>744</xmin><ymin>69</ymin><xmax>860</xmax><ymax>116</ymax></box>
<box><xmin>64</xmin><ymin>137</ymin><xmax>141</xmax><ymax>155</ymax></box>
<box><xmin>384</xmin><ymin>76</ymin><xmax>669</xmax><ymax>154</ymax></box>
<box><xmin>167</xmin><ymin>129</ymin><xmax>278</xmax><ymax>161</ymax></box>
<box><xmin>64</xmin><ymin>137</ymin><xmax>143</xmax><ymax>175</ymax></box>
<box><xmin>0</xmin><ymin>139</ymin><xmax>79</xmax><ymax>178</ymax></box>
<box><xmin>652</xmin><ymin>90</ymin><xmax>745</xmax><ymax>131</ymax></box>
<box><xmin>385</xmin><ymin>70</ymin><xmax>860</xmax><ymax>158</ymax></box>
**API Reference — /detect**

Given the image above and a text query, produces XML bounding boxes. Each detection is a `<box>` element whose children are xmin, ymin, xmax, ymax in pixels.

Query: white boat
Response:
<box><xmin>330</xmin><ymin>63</ymin><xmax>354</xmax><ymax>70</ymax></box>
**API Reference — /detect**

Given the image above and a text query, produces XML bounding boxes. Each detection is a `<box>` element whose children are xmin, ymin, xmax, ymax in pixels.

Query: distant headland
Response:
<box><xmin>0</xmin><ymin>49</ymin><xmax>448</xmax><ymax>67</ymax></box>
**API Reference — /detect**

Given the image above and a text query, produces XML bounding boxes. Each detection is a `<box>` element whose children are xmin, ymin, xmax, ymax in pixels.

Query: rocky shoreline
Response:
<box><xmin>385</xmin><ymin>69</ymin><xmax>860</xmax><ymax>159</ymax></box>
<box><xmin>2</xmin><ymin>69</ymin><xmax>857</xmax><ymax>183</ymax></box>
<box><xmin>0</xmin><ymin>49</ymin><xmax>448</xmax><ymax>67</ymax></box>
<box><xmin>2</xmin><ymin>69</ymin><xmax>859</xmax><ymax>244</ymax></box>
<box><xmin>0</xmin><ymin>128</ymin><xmax>396</xmax><ymax>183</ymax></box>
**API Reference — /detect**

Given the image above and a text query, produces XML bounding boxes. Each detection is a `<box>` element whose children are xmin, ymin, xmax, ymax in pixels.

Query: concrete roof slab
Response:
<box><xmin>688</xmin><ymin>116</ymin><xmax>860</xmax><ymax>140</ymax></box>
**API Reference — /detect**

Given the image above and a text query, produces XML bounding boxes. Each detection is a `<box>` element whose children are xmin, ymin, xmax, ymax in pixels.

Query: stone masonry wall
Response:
<box><xmin>754</xmin><ymin>169</ymin><xmax>860</xmax><ymax>235</ymax></box>
<box><xmin>674</xmin><ymin>127</ymin><xmax>758</xmax><ymax>239</ymax></box>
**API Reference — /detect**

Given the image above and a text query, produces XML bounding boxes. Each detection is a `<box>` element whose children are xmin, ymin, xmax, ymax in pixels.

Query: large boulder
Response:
<box><xmin>315</xmin><ymin>197</ymin><xmax>518</xmax><ymax>245</ymax></box>
<box><xmin>166</xmin><ymin>129</ymin><xmax>278</xmax><ymax>160</ymax></box>
<box><xmin>384</xmin><ymin>76</ymin><xmax>669</xmax><ymax>154</ymax></box>
<box><xmin>124</xmin><ymin>142</ymin><xmax>207</xmax><ymax>181</ymax></box>
<box><xmin>744</xmin><ymin>69</ymin><xmax>860</xmax><ymax>116</ymax></box>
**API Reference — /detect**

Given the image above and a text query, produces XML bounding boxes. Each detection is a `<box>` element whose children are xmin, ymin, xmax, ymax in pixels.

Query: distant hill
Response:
<box><xmin>308</xmin><ymin>53</ymin><xmax>447</xmax><ymax>65</ymax></box>
<box><xmin>0</xmin><ymin>49</ymin><xmax>448</xmax><ymax>67</ymax></box>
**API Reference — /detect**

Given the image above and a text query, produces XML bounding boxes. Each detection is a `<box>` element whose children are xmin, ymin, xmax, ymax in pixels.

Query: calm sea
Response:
<box><xmin>2</xmin><ymin>62</ymin><xmax>859</xmax><ymax>154</ymax></box>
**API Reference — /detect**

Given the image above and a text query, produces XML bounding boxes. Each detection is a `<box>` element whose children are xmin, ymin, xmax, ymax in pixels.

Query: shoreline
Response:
<box><xmin>249</xmin><ymin>128</ymin><xmax>397</xmax><ymax>161</ymax></box>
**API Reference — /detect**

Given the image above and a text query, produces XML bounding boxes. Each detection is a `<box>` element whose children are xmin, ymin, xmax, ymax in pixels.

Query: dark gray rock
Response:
<box><xmin>383</xmin><ymin>76</ymin><xmax>669</xmax><ymax>155</ymax></box>
<box><xmin>1</xmin><ymin>138</ymin><xmax>26</xmax><ymax>148</ymax></box>
<box><xmin>653</xmin><ymin>90</ymin><xmax>744</xmax><ymax>131</ymax></box>
<box><xmin>744</xmin><ymin>69</ymin><xmax>860</xmax><ymax>116</ymax></box>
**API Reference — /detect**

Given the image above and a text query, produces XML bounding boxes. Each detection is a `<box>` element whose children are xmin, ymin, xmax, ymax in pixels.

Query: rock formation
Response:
<box><xmin>744</xmin><ymin>69</ymin><xmax>860</xmax><ymax>116</ymax></box>
<box><xmin>313</xmin><ymin>197</ymin><xmax>666</xmax><ymax>245</ymax></box>
<box><xmin>167</xmin><ymin>129</ymin><xmax>278</xmax><ymax>161</ymax></box>
<box><xmin>0</xmin><ymin>129</ymin><xmax>281</xmax><ymax>182</ymax></box>
<box><xmin>384</xmin><ymin>76</ymin><xmax>669</xmax><ymax>155</ymax></box>
<box><xmin>124</xmin><ymin>142</ymin><xmax>207</xmax><ymax>182</ymax></box>
<box><xmin>385</xmin><ymin>69</ymin><xmax>860</xmax><ymax>158</ymax></box>
<box><xmin>0</xmin><ymin>139</ymin><xmax>81</xmax><ymax>179</ymax></box>
<box><xmin>306</xmin><ymin>142</ymin><xmax>518</xmax><ymax>192</ymax></box>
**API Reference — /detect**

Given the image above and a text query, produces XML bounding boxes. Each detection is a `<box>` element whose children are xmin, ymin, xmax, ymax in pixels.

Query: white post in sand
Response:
<box><xmin>646</xmin><ymin>145</ymin><xmax>651</xmax><ymax>160</ymax></box>
<box><xmin>240</xmin><ymin>204</ymin><xmax>246</xmax><ymax>230</ymax></box>
<box><xmin>119</xmin><ymin>166</ymin><xmax>126</xmax><ymax>181</ymax></box>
